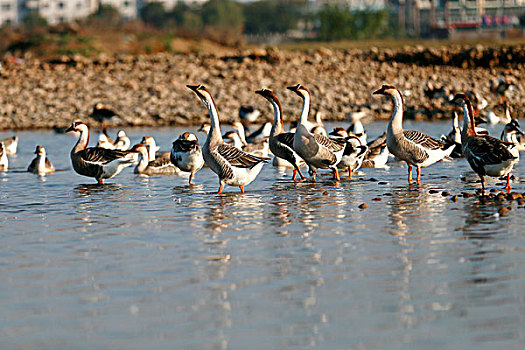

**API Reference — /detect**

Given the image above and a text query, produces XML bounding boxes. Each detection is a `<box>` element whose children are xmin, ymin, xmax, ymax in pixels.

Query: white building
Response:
<box><xmin>0</xmin><ymin>0</ymin><xmax>18</xmax><ymax>26</ymax></box>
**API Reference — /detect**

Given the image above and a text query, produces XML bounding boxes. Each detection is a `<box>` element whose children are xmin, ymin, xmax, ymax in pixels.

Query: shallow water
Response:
<box><xmin>1</xmin><ymin>121</ymin><xmax>525</xmax><ymax>350</ymax></box>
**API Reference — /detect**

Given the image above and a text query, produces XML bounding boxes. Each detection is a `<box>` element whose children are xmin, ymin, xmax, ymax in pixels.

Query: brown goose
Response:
<box><xmin>27</xmin><ymin>145</ymin><xmax>55</xmax><ymax>175</ymax></box>
<box><xmin>328</xmin><ymin>128</ymin><xmax>368</xmax><ymax>177</ymax></box>
<box><xmin>288</xmin><ymin>84</ymin><xmax>345</xmax><ymax>182</ymax></box>
<box><xmin>373</xmin><ymin>84</ymin><xmax>454</xmax><ymax>185</ymax></box>
<box><xmin>451</xmin><ymin>94</ymin><xmax>519</xmax><ymax>193</ymax></box>
<box><xmin>255</xmin><ymin>88</ymin><xmax>306</xmax><ymax>181</ymax></box>
<box><xmin>131</xmin><ymin>144</ymin><xmax>180</xmax><ymax>175</ymax></box>
<box><xmin>187</xmin><ymin>85</ymin><xmax>269</xmax><ymax>194</ymax></box>
<box><xmin>0</xmin><ymin>142</ymin><xmax>7</xmax><ymax>171</ymax></box>
<box><xmin>66</xmin><ymin>121</ymin><xmax>138</xmax><ymax>184</ymax></box>
<box><xmin>170</xmin><ymin>132</ymin><xmax>205</xmax><ymax>184</ymax></box>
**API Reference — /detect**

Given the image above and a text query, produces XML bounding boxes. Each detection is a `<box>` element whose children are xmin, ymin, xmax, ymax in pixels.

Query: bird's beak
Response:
<box><xmin>65</xmin><ymin>125</ymin><xmax>75</xmax><ymax>133</ymax></box>
<box><xmin>287</xmin><ymin>85</ymin><xmax>300</xmax><ymax>92</ymax></box>
<box><xmin>372</xmin><ymin>87</ymin><xmax>384</xmax><ymax>95</ymax></box>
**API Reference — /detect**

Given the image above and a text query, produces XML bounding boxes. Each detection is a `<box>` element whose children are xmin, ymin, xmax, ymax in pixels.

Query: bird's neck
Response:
<box><xmin>37</xmin><ymin>153</ymin><xmax>46</xmax><ymax>171</ymax></box>
<box><xmin>270</xmin><ymin>99</ymin><xmax>284</xmax><ymax>136</ymax></box>
<box><xmin>74</xmin><ymin>126</ymin><xmax>89</xmax><ymax>153</ymax></box>
<box><xmin>207</xmin><ymin>99</ymin><xmax>223</xmax><ymax>143</ymax></box>
<box><xmin>299</xmin><ymin>94</ymin><xmax>310</xmax><ymax>127</ymax></box>
<box><xmin>136</xmin><ymin>150</ymin><xmax>149</xmax><ymax>173</ymax></box>
<box><xmin>387</xmin><ymin>91</ymin><xmax>404</xmax><ymax>135</ymax></box>
<box><xmin>461</xmin><ymin>101</ymin><xmax>477</xmax><ymax>140</ymax></box>
<box><xmin>231</xmin><ymin>135</ymin><xmax>244</xmax><ymax>149</ymax></box>
<box><xmin>147</xmin><ymin>144</ymin><xmax>156</xmax><ymax>161</ymax></box>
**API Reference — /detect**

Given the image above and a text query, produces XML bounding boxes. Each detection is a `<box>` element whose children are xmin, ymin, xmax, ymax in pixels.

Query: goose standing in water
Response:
<box><xmin>255</xmin><ymin>88</ymin><xmax>306</xmax><ymax>181</ymax></box>
<box><xmin>141</xmin><ymin>135</ymin><xmax>170</xmax><ymax>161</ymax></box>
<box><xmin>500</xmin><ymin>119</ymin><xmax>525</xmax><ymax>152</ymax></box>
<box><xmin>27</xmin><ymin>145</ymin><xmax>55</xmax><ymax>175</ymax></box>
<box><xmin>0</xmin><ymin>143</ymin><xmax>8</xmax><ymax>171</ymax></box>
<box><xmin>1</xmin><ymin>136</ymin><xmax>18</xmax><ymax>155</ymax></box>
<box><xmin>66</xmin><ymin>121</ymin><xmax>138</xmax><ymax>184</ymax></box>
<box><xmin>328</xmin><ymin>128</ymin><xmax>368</xmax><ymax>177</ymax></box>
<box><xmin>373</xmin><ymin>85</ymin><xmax>454</xmax><ymax>185</ymax></box>
<box><xmin>288</xmin><ymin>84</ymin><xmax>345</xmax><ymax>182</ymax></box>
<box><xmin>361</xmin><ymin>132</ymin><xmax>390</xmax><ymax>168</ymax></box>
<box><xmin>170</xmin><ymin>132</ymin><xmax>204</xmax><ymax>184</ymax></box>
<box><xmin>131</xmin><ymin>144</ymin><xmax>180</xmax><ymax>175</ymax></box>
<box><xmin>187</xmin><ymin>85</ymin><xmax>269</xmax><ymax>194</ymax></box>
<box><xmin>113</xmin><ymin>130</ymin><xmax>131</xmax><ymax>151</ymax></box>
<box><xmin>451</xmin><ymin>94</ymin><xmax>519</xmax><ymax>193</ymax></box>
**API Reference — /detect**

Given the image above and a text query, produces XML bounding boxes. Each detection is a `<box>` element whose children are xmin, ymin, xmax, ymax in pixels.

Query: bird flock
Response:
<box><xmin>1</xmin><ymin>81</ymin><xmax>522</xmax><ymax>196</ymax></box>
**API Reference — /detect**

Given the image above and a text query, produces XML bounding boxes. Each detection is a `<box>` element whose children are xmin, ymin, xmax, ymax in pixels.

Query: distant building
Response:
<box><xmin>0</xmin><ymin>0</ymin><xmax>18</xmax><ymax>25</ymax></box>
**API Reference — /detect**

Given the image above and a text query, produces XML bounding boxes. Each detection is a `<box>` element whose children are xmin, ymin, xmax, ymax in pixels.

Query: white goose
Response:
<box><xmin>500</xmin><ymin>119</ymin><xmax>525</xmax><ymax>152</ymax></box>
<box><xmin>27</xmin><ymin>145</ymin><xmax>55</xmax><ymax>175</ymax></box>
<box><xmin>187</xmin><ymin>85</ymin><xmax>269</xmax><ymax>194</ymax></box>
<box><xmin>66</xmin><ymin>121</ymin><xmax>138</xmax><ymax>184</ymax></box>
<box><xmin>288</xmin><ymin>84</ymin><xmax>345</xmax><ymax>181</ymax></box>
<box><xmin>1</xmin><ymin>136</ymin><xmax>18</xmax><ymax>155</ymax></box>
<box><xmin>255</xmin><ymin>88</ymin><xmax>306</xmax><ymax>181</ymax></box>
<box><xmin>373</xmin><ymin>85</ymin><xmax>454</xmax><ymax>184</ymax></box>
<box><xmin>170</xmin><ymin>132</ymin><xmax>205</xmax><ymax>184</ymax></box>
<box><xmin>141</xmin><ymin>135</ymin><xmax>170</xmax><ymax>161</ymax></box>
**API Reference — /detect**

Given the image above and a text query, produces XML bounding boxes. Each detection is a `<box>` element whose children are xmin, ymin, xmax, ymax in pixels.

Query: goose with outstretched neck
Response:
<box><xmin>373</xmin><ymin>84</ymin><xmax>454</xmax><ymax>185</ymax></box>
<box><xmin>451</xmin><ymin>94</ymin><xmax>519</xmax><ymax>194</ymax></box>
<box><xmin>255</xmin><ymin>88</ymin><xmax>306</xmax><ymax>181</ymax></box>
<box><xmin>288</xmin><ymin>84</ymin><xmax>345</xmax><ymax>182</ymax></box>
<box><xmin>66</xmin><ymin>121</ymin><xmax>138</xmax><ymax>184</ymax></box>
<box><xmin>187</xmin><ymin>85</ymin><xmax>269</xmax><ymax>194</ymax></box>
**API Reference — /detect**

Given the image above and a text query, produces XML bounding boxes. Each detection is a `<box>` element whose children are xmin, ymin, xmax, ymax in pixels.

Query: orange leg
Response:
<box><xmin>98</xmin><ymin>179</ymin><xmax>104</xmax><ymax>184</ymax></box>
<box><xmin>217</xmin><ymin>183</ymin><xmax>224</xmax><ymax>195</ymax></box>
<box><xmin>348</xmin><ymin>166</ymin><xmax>352</xmax><ymax>178</ymax></box>
<box><xmin>188</xmin><ymin>172</ymin><xmax>194</xmax><ymax>185</ymax></box>
<box><xmin>312</xmin><ymin>171</ymin><xmax>317</xmax><ymax>182</ymax></box>
<box><xmin>407</xmin><ymin>165</ymin><xmax>412</xmax><ymax>184</ymax></box>
<box><xmin>295</xmin><ymin>166</ymin><xmax>306</xmax><ymax>181</ymax></box>
<box><xmin>333</xmin><ymin>167</ymin><xmax>341</xmax><ymax>181</ymax></box>
<box><xmin>416</xmin><ymin>167</ymin><xmax>421</xmax><ymax>185</ymax></box>
<box><xmin>239</xmin><ymin>185</ymin><xmax>245</xmax><ymax>194</ymax></box>
<box><xmin>292</xmin><ymin>168</ymin><xmax>297</xmax><ymax>181</ymax></box>
<box><xmin>505</xmin><ymin>173</ymin><xmax>511</xmax><ymax>193</ymax></box>
<box><xmin>481</xmin><ymin>176</ymin><xmax>485</xmax><ymax>195</ymax></box>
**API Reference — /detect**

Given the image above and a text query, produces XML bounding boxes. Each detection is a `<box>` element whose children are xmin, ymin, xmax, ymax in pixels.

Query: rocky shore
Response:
<box><xmin>0</xmin><ymin>45</ymin><xmax>524</xmax><ymax>130</ymax></box>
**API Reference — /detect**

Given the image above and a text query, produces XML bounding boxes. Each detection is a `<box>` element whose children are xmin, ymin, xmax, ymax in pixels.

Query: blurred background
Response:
<box><xmin>1</xmin><ymin>0</ymin><xmax>524</xmax><ymax>57</ymax></box>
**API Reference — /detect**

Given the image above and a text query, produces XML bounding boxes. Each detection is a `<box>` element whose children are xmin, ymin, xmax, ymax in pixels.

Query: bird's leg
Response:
<box><xmin>239</xmin><ymin>185</ymin><xmax>245</xmax><ymax>194</ymax></box>
<box><xmin>348</xmin><ymin>166</ymin><xmax>352</xmax><ymax>178</ymax></box>
<box><xmin>333</xmin><ymin>167</ymin><xmax>341</xmax><ymax>181</ymax></box>
<box><xmin>481</xmin><ymin>176</ymin><xmax>485</xmax><ymax>195</ymax></box>
<box><xmin>312</xmin><ymin>171</ymin><xmax>317</xmax><ymax>182</ymax></box>
<box><xmin>407</xmin><ymin>165</ymin><xmax>412</xmax><ymax>184</ymax></box>
<box><xmin>292</xmin><ymin>168</ymin><xmax>297</xmax><ymax>181</ymax></box>
<box><xmin>217</xmin><ymin>183</ymin><xmax>224</xmax><ymax>195</ymax></box>
<box><xmin>416</xmin><ymin>167</ymin><xmax>421</xmax><ymax>185</ymax></box>
<box><xmin>98</xmin><ymin>179</ymin><xmax>104</xmax><ymax>185</ymax></box>
<box><xmin>188</xmin><ymin>173</ymin><xmax>194</xmax><ymax>185</ymax></box>
<box><xmin>505</xmin><ymin>173</ymin><xmax>511</xmax><ymax>194</ymax></box>
<box><xmin>296</xmin><ymin>166</ymin><xmax>306</xmax><ymax>181</ymax></box>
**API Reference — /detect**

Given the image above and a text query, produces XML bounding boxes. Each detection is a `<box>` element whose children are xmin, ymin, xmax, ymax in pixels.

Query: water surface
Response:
<box><xmin>1</xmin><ymin>121</ymin><xmax>524</xmax><ymax>349</ymax></box>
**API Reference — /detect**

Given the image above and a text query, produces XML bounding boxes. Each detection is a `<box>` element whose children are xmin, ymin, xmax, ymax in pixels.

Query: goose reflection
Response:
<box><xmin>204</xmin><ymin>193</ymin><xmax>265</xmax><ymax>232</ymax></box>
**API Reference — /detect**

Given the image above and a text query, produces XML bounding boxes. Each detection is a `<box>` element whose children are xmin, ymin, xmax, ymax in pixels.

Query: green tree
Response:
<box><xmin>243</xmin><ymin>0</ymin><xmax>306</xmax><ymax>34</ymax></box>
<box><xmin>22</xmin><ymin>12</ymin><xmax>48</xmax><ymax>30</ymax></box>
<box><xmin>88</xmin><ymin>4</ymin><xmax>122</xmax><ymax>26</ymax></box>
<box><xmin>201</xmin><ymin>0</ymin><xmax>244</xmax><ymax>31</ymax></box>
<box><xmin>140</xmin><ymin>2</ymin><xmax>168</xmax><ymax>28</ymax></box>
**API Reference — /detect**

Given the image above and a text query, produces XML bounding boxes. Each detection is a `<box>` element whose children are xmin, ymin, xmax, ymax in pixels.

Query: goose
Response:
<box><xmin>141</xmin><ymin>135</ymin><xmax>170</xmax><ymax>161</ymax></box>
<box><xmin>131</xmin><ymin>143</ymin><xmax>180</xmax><ymax>175</ymax></box>
<box><xmin>66</xmin><ymin>121</ymin><xmax>138</xmax><ymax>184</ymax></box>
<box><xmin>170</xmin><ymin>132</ymin><xmax>205</xmax><ymax>184</ymax></box>
<box><xmin>27</xmin><ymin>145</ymin><xmax>55</xmax><ymax>175</ymax></box>
<box><xmin>500</xmin><ymin>119</ymin><xmax>525</xmax><ymax>152</ymax></box>
<box><xmin>288</xmin><ymin>84</ymin><xmax>345</xmax><ymax>182</ymax></box>
<box><xmin>255</xmin><ymin>88</ymin><xmax>306</xmax><ymax>181</ymax></box>
<box><xmin>0</xmin><ymin>143</ymin><xmax>8</xmax><ymax>171</ymax></box>
<box><xmin>113</xmin><ymin>130</ymin><xmax>131</xmax><ymax>151</ymax></box>
<box><xmin>187</xmin><ymin>85</ymin><xmax>269</xmax><ymax>194</ymax></box>
<box><xmin>328</xmin><ymin>128</ymin><xmax>368</xmax><ymax>177</ymax></box>
<box><xmin>440</xmin><ymin>111</ymin><xmax>463</xmax><ymax>158</ymax></box>
<box><xmin>451</xmin><ymin>94</ymin><xmax>519</xmax><ymax>193</ymax></box>
<box><xmin>1</xmin><ymin>136</ymin><xmax>18</xmax><ymax>155</ymax></box>
<box><xmin>198</xmin><ymin>122</ymin><xmax>211</xmax><ymax>135</ymax></box>
<box><xmin>239</xmin><ymin>105</ymin><xmax>261</xmax><ymax>124</ymax></box>
<box><xmin>96</xmin><ymin>132</ymin><xmax>116</xmax><ymax>149</ymax></box>
<box><xmin>89</xmin><ymin>103</ymin><xmax>120</xmax><ymax>125</ymax></box>
<box><xmin>245</xmin><ymin>122</ymin><xmax>272</xmax><ymax>144</ymax></box>
<box><xmin>485</xmin><ymin>96</ymin><xmax>512</xmax><ymax>125</ymax></box>
<box><xmin>373</xmin><ymin>85</ymin><xmax>454</xmax><ymax>185</ymax></box>
<box><xmin>347</xmin><ymin>110</ymin><xmax>368</xmax><ymax>144</ymax></box>
<box><xmin>222</xmin><ymin>131</ymin><xmax>270</xmax><ymax>158</ymax></box>
<box><xmin>361</xmin><ymin>133</ymin><xmax>390</xmax><ymax>168</ymax></box>
<box><xmin>289</xmin><ymin>110</ymin><xmax>324</xmax><ymax>134</ymax></box>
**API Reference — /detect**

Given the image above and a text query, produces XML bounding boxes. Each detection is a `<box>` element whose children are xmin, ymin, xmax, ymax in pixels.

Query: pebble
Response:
<box><xmin>358</xmin><ymin>203</ymin><xmax>367</xmax><ymax>209</ymax></box>
<box><xmin>372</xmin><ymin>197</ymin><xmax>382</xmax><ymax>201</ymax></box>
<box><xmin>429</xmin><ymin>189</ymin><xmax>439</xmax><ymax>194</ymax></box>
<box><xmin>498</xmin><ymin>207</ymin><xmax>510</xmax><ymax>216</ymax></box>
<box><xmin>441</xmin><ymin>191</ymin><xmax>450</xmax><ymax>197</ymax></box>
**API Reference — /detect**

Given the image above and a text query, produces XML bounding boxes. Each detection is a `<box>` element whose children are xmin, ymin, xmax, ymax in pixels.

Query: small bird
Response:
<box><xmin>131</xmin><ymin>143</ymin><xmax>180</xmax><ymax>176</ymax></box>
<box><xmin>1</xmin><ymin>136</ymin><xmax>18</xmax><ymax>155</ymax></box>
<box><xmin>373</xmin><ymin>84</ymin><xmax>454</xmax><ymax>185</ymax></box>
<box><xmin>187</xmin><ymin>85</ymin><xmax>269</xmax><ymax>194</ymax></box>
<box><xmin>255</xmin><ymin>88</ymin><xmax>306</xmax><ymax>181</ymax></box>
<box><xmin>451</xmin><ymin>94</ymin><xmax>519</xmax><ymax>193</ymax></box>
<box><xmin>288</xmin><ymin>84</ymin><xmax>345</xmax><ymax>182</ymax></box>
<box><xmin>27</xmin><ymin>145</ymin><xmax>55</xmax><ymax>175</ymax></box>
<box><xmin>66</xmin><ymin>121</ymin><xmax>138</xmax><ymax>184</ymax></box>
<box><xmin>89</xmin><ymin>103</ymin><xmax>120</xmax><ymax>125</ymax></box>
<box><xmin>113</xmin><ymin>130</ymin><xmax>131</xmax><ymax>151</ymax></box>
<box><xmin>170</xmin><ymin>132</ymin><xmax>205</xmax><ymax>184</ymax></box>
<box><xmin>0</xmin><ymin>142</ymin><xmax>8</xmax><ymax>171</ymax></box>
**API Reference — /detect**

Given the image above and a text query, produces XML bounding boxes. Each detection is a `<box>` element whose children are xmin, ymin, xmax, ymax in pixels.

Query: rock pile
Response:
<box><xmin>0</xmin><ymin>46</ymin><xmax>523</xmax><ymax>130</ymax></box>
